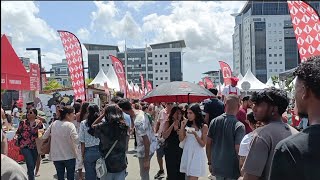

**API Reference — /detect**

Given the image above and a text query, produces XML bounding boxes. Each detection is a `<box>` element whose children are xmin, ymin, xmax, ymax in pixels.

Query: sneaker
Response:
<box><xmin>208</xmin><ymin>174</ymin><xmax>214</xmax><ymax>179</ymax></box>
<box><xmin>154</xmin><ymin>170</ymin><xmax>165</xmax><ymax>179</ymax></box>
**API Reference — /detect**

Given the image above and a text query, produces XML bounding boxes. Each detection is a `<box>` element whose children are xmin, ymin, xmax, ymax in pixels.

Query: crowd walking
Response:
<box><xmin>1</xmin><ymin>56</ymin><xmax>320</xmax><ymax>180</ymax></box>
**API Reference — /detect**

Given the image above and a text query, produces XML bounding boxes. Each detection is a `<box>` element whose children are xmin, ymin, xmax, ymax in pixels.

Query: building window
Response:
<box><xmin>274</xmin><ymin>54</ymin><xmax>277</xmax><ymax>57</ymax></box>
<box><xmin>275</xmin><ymin>69</ymin><xmax>278</xmax><ymax>72</ymax></box>
<box><xmin>160</xmin><ymin>62</ymin><xmax>162</xmax><ymax>65</ymax></box>
<box><xmin>279</xmin><ymin>46</ymin><xmax>282</xmax><ymax>49</ymax></box>
<box><xmin>165</xmin><ymin>54</ymin><xmax>167</xmax><ymax>57</ymax></box>
<box><xmin>269</xmin><ymin>62</ymin><xmax>272</xmax><ymax>64</ymax></box>
<box><xmin>160</xmin><ymin>55</ymin><xmax>162</xmax><ymax>58</ymax></box>
<box><xmin>279</xmin><ymin>23</ymin><xmax>282</xmax><ymax>26</ymax></box>
<box><xmin>274</xmin><ymin>46</ymin><xmax>277</xmax><ymax>49</ymax></box>
<box><xmin>269</xmin><ymin>46</ymin><xmax>272</xmax><ymax>49</ymax></box>
<box><xmin>269</xmin><ymin>54</ymin><xmax>272</xmax><ymax>57</ymax></box>
<box><xmin>160</xmin><ymin>77</ymin><xmax>163</xmax><ymax>80</ymax></box>
<box><xmin>102</xmin><ymin>64</ymin><xmax>104</xmax><ymax>67</ymax></box>
<box><xmin>155</xmin><ymin>62</ymin><xmax>157</xmax><ymax>65</ymax></box>
<box><xmin>279</xmin><ymin>38</ymin><xmax>282</xmax><ymax>42</ymax></box>
<box><xmin>107</xmin><ymin>56</ymin><xmax>109</xmax><ymax>59</ymax></box>
<box><xmin>107</xmin><ymin>64</ymin><xmax>109</xmax><ymax>66</ymax></box>
<box><xmin>274</xmin><ymin>61</ymin><xmax>277</xmax><ymax>64</ymax></box>
<box><xmin>280</xmin><ymin>61</ymin><xmax>283</xmax><ymax>64</ymax></box>
<box><xmin>156</xmin><ymin>77</ymin><xmax>158</xmax><ymax>80</ymax></box>
<box><xmin>101</xmin><ymin>56</ymin><xmax>104</xmax><ymax>59</ymax></box>
<box><xmin>268</xmin><ymin>23</ymin><xmax>271</xmax><ymax>27</ymax></box>
<box><xmin>273</xmin><ymin>23</ymin><xmax>276</xmax><ymax>26</ymax></box>
<box><xmin>165</xmin><ymin>77</ymin><xmax>168</xmax><ymax>80</ymax></box>
<box><xmin>155</xmin><ymin>70</ymin><xmax>158</xmax><ymax>73</ymax></box>
<box><xmin>165</xmin><ymin>69</ymin><xmax>168</xmax><ymax>72</ymax></box>
<box><xmin>269</xmin><ymin>69</ymin><xmax>272</xmax><ymax>72</ymax></box>
<box><xmin>280</xmin><ymin>69</ymin><xmax>283</xmax><ymax>72</ymax></box>
<box><xmin>160</xmin><ymin>70</ymin><xmax>163</xmax><ymax>73</ymax></box>
<box><xmin>165</xmin><ymin>62</ymin><xmax>167</xmax><ymax>65</ymax></box>
<box><xmin>279</xmin><ymin>31</ymin><xmax>282</xmax><ymax>34</ymax></box>
<box><xmin>155</xmin><ymin>55</ymin><xmax>157</xmax><ymax>58</ymax></box>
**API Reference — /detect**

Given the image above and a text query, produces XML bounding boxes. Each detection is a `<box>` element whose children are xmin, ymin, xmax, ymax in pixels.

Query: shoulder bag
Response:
<box><xmin>96</xmin><ymin>140</ymin><xmax>118</xmax><ymax>179</ymax></box>
<box><xmin>40</xmin><ymin>123</ymin><xmax>53</xmax><ymax>155</ymax></box>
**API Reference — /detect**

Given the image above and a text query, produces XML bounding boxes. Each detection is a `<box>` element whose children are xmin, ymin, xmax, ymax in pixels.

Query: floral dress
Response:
<box><xmin>16</xmin><ymin>120</ymin><xmax>43</xmax><ymax>149</ymax></box>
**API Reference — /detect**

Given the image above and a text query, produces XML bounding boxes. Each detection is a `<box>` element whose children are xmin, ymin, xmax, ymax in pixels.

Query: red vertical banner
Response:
<box><xmin>204</xmin><ymin>77</ymin><xmax>214</xmax><ymax>89</ymax></box>
<box><xmin>288</xmin><ymin>1</ymin><xmax>320</xmax><ymax>62</ymax></box>
<box><xmin>41</xmin><ymin>67</ymin><xmax>48</xmax><ymax>87</ymax></box>
<box><xmin>219</xmin><ymin>61</ymin><xmax>233</xmax><ymax>86</ymax></box>
<box><xmin>146</xmin><ymin>81</ymin><xmax>153</xmax><ymax>92</ymax></box>
<box><xmin>140</xmin><ymin>73</ymin><xmax>145</xmax><ymax>94</ymax></box>
<box><xmin>198</xmin><ymin>81</ymin><xmax>205</xmax><ymax>88</ymax></box>
<box><xmin>110</xmin><ymin>55</ymin><xmax>127</xmax><ymax>97</ymax></box>
<box><xmin>58</xmin><ymin>30</ymin><xmax>86</xmax><ymax>100</ymax></box>
<box><xmin>29</xmin><ymin>63</ymin><xmax>40</xmax><ymax>91</ymax></box>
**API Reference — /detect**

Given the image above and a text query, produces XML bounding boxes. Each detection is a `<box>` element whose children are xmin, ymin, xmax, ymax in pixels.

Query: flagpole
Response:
<box><xmin>125</xmin><ymin>39</ymin><xmax>128</xmax><ymax>82</ymax></box>
<box><xmin>145</xmin><ymin>40</ymin><xmax>148</xmax><ymax>83</ymax></box>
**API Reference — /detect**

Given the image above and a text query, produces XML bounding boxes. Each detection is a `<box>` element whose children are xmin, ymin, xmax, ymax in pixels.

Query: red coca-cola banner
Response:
<box><xmin>29</xmin><ymin>63</ymin><xmax>40</xmax><ymax>91</ymax></box>
<box><xmin>288</xmin><ymin>1</ymin><xmax>320</xmax><ymax>62</ymax></box>
<box><xmin>198</xmin><ymin>81</ymin><xmax>205</xmax><ymax>88</ymax></box>
<box><xmin>110</xmin><ymin>55</ymin><xmax>127</xmax><ymax>97</ymax></box>
<box><xmin>219</xmin><ymin>61</ymin><xmax>232</xmax><ymax>86</ymax></box>
<box><xmin>58</xmin><ymin>30</ymin><xmax>86</xmax><ymax>100</ymax></box>
<box><xmin>204</xmin><ymin>77</ymin><xmax>214</xmax><ymax>89</ymax></box>
<box><xmin>146</xmin><ymin>81</ymin><xmax>153</xmax><ymax>92</ymax></box>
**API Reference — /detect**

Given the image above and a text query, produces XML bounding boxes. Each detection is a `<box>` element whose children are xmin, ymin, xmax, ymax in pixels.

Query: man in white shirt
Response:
<box><xmin>222</xmin><ymin>77</ymin><xmax>241</xmax><ymax>102</ymax></box>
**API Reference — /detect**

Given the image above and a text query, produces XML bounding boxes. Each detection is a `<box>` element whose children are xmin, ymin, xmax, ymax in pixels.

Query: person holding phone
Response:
<box><xmin>179</xmin><ymin>104</ymin><xmax>208</xmax><ymax>180</ymax></box>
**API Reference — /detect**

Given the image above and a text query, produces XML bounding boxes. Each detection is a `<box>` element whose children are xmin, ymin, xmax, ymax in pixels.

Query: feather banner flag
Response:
<box><xmin>140</xmin><ymin>73</ymin><xmax>145</xmax><ymax>95</ymax></box>
<box><xmin>58</xmin><ymin>30</ymin><xmax>86</xmax><ymax>100</ymax></box>
<box><xmin>146</xmin><ymin>81</ymin><xmax>153</xmax><ymax>92</ymax></box>
<box><xmin>110</xmin><ymin>55</ymin><xmax>127</xmax><ymax>97</ymax></box>
<box><xmin>287</xmin><ymin>1</ymin><xmax>320</xmax><ymax>62</ymax></box>
<box><xmin>198</xmin><ymin>81</ymin><xmax>205</xmax><ymax>88</ymax></box>
<box><xmin>204</xmin><ymin>77</ymin><xmax>214</xmax><ymax>89</ymax></box>
<box><xmin>218</xmin><ymin>61</ymin><xmax>233</xmax><ymax>86</ymax></box>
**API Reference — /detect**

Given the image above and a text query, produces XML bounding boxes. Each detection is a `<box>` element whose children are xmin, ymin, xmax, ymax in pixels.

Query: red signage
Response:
<box><xmin>140</xmin><ymin>73</ymin><xmax>145</xmax><ymax>95</ymax></box>
<box><xmin>219</xmin><ymin>61</ymin><xmax>233</xmax><ymax>86</ymax></box>
<box><xmin>288</xmin><ymin>1</ymin><xmax>320</xmax><ymax>62</ymax></box>
<box><xmin>29</xmin><ymin>63</ymin><xmax>40</xmax><ymax>91</ymax></box>
<box><xmin>198</xmin><ymin>81</ymin><xmax>205</xmax><ymax>88</ymax></box>
<box><xmin>110</xmin><ymin>55</ymin><xmax>127</xmax><ymax>96</ymax></box>
<box><xmin>58</xmin><ymin>30</ymin><xmax>86</xmax><ymax>100</ymax></box>
<box><xmin>146</xmin><ymin>81</ymin><xmax>153</xmax><ymax>92</ymax></box>
<box><xmin>204</xmin><ymin>77</ymin><xmax>214</xmax><ymax>89</ymax></box>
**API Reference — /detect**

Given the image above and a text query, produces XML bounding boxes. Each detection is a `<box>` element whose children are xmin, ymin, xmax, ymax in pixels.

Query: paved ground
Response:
<box><xmin>19</xmin><ymin>138</ymin><xmax>213</xmax><ymax>180</ymax></box>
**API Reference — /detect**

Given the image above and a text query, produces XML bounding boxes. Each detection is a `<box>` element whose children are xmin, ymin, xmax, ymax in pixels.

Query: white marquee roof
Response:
<box><xmin>266</xmin><ymin>77</ymin><xmax>280</xmax><ymax>89</ymax></box>
<box><xmin>237</xmin><ymin>69</ymin><xmax>268</xmax><ymax>91</ymax></box>
<box><xmin>237</xmin><ymin>73</ymin><xmax>244</xmax><ymax>81</ymax></box>
<box><xmin>89</xmin><ymin>67</ymin><xmax>120</xmax><ymax>91</ymax></box>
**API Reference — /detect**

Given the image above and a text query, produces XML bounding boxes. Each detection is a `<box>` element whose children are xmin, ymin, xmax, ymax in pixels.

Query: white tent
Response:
<box><xmin>106</xmin><ymin>66</ymin><xmax>120</xmax><ymax>91</ymax></box>
<box><xmin>237</xmin><ymin>69</ymin><xmax>268</xmax><ymax>91</ymax></box>
<box><xmin>237</xmin><ymin>73</ymin><xmax>244</xmax><ymax>81</ymax></box>
<box><xmin>266</xmin><ymin>77</ymin><xmax>280</xmax><ymax>89</ymax></box>
<box><xmin>89</xmin><ymin>67</ymin><xmax>120</xmax><ymax>91</ymax></box>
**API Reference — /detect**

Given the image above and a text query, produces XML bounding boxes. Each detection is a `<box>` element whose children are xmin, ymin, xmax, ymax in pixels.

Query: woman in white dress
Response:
<box><xmin>179</xmin><ymin>103</ymin><xmax>208</xmax><ymax>180</ymax></box>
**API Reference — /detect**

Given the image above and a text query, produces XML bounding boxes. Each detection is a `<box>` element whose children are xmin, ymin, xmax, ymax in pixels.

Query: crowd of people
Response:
<box><xmin>1</xmin><ymin>56</ymin><xmax>319</xmax><ymax>180</ymax></box>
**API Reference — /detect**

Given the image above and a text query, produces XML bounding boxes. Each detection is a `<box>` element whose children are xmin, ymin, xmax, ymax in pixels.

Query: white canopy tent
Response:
<box><xmin>237</xmin><ymin>73</ymin><xmax>244</xmax><ymax>81</ymax></box>
<box><xmin>237</xmin><ymin>69</ymin><xmax>268</xmax><ymax>91</ymax></box>
<box><xmin>266</xmin><ymin>77</ymin><xmax>280</xmax><ymax>89</ymax></box>
<box><xmin>89</xmin><ymin>67</ymin><xmax>120</xmax><ymax>91</ymax></box>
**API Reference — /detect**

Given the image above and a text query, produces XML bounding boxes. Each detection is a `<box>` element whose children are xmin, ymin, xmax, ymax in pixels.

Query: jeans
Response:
<box><xmin>215</xmin><ymin>176</ymin><xmax>237</xmax><ymax>180</ymax></box>
<box><xmin>138</xmin><ymin>153</ymin><xmax>154</xmax><ymax>180</ymax></box>
<box><xmin>21</xmin><ymin>148</ymin><xmax>38</xmax><ymax>180</ymax></box>
<box><xmin>104</xmin><ymin>170</ymin><xmax>126</xmax><ymax>180</ymax></box>
<box><xmin>53</xmin><ymin>158</ymin><xmax>76</xmax><ymax>180</ymax></box>
<box><xmin>84</xmin><ymin>145</ymin><xmax>101</xmax><ymax>180</ymax></box>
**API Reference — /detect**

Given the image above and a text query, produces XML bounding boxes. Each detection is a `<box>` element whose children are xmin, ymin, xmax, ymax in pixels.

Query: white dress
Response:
<box><xmin>180</xmin><ymin>129</ymin><xmax>206</xmax><ymax>177</ymax></box>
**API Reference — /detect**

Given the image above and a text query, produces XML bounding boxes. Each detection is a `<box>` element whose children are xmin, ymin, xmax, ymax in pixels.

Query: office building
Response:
<box><xmin>202</xmin><ymin>70</ymin><xmax>223</xmax><ymax>85</ymax></box>
<box><xmin>49</xmin><ymin>59</ymin><xmax>71</xmax><ymax>87</ymax></box>
<box><xmin>85</xmin><ymin>40</ymin><xmax>186</xmax><ymax>88</ymax></box>
<box><xmin>232</xmin><ymin>1</ymin><xmax>320</xmax><ymax>83</ymax></box>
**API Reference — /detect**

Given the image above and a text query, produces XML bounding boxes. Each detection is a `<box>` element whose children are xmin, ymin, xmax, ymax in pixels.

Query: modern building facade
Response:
<box><xmin>49</xmin><ymin>59</ymin><xmax>71</xmax><ymax>87</ymax></box>
<box><xmin>202</xmin><ymin>70</ymin><xmax>223</xmax><ymax>85</ymax></box>
<box><xmin>84</xmin><ymin>40</ymin><xmax>186</xmax><ymax>88</ymax></box>
<box><xmin>232</xmin><ymin>1</ymin><xmax>320</xmax><ymax>83</ymax></box>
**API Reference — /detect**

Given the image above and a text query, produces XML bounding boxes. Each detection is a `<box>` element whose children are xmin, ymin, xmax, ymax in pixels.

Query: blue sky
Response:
<box><xmin>1</xmin><ymin>1</ymin><xmax>246</xmax><ymax>82</ymax></box>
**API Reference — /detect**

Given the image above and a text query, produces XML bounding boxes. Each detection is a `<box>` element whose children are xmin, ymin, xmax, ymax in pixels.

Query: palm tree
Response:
<box><xmin>43</xmin><ymin>79</ymin><xmax>62</xmax><ymax>91</ymax></box>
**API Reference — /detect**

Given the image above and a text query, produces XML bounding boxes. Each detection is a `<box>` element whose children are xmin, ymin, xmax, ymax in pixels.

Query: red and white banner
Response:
<box><xmin>140</xmin><ymin>73</ymin><xmax>145</xmax><ymax>93</ymax></box>
<box><xmin>146</xmin><ymin>81</ymin><xmax>153</xmax><ymax>92</ymax></box>
<box><xmin>29</xmin><ymin>63</ymin><xmax>40</xmax><ymax>91</ymax></box>
<box><xmin>110</xmin><ymin>55</ymin><xmax>127</xmax><ymax>96</ymax></box>
<box><xmin>288</xmin><ymin>1</ymin><xmax>320</xmax><ymax>62</ymax></box>
<box><xmin>204</xmin><ymin>77</ymin><xmax>214</xmax><ymax>89</ymax></box>
<box><xmin>219</xmin><ymin>61</ymin><xmax>233</xmax><ymax>86</ymax></box>
<box><xmin>58</xmin><ymin>30</ymin><xmax>86</xmax><ymax>100</ymax></box>
<box><xmin>198</xmin><ymin>81</ymin><xmax>205</xmax><ymax>88</ymax></box>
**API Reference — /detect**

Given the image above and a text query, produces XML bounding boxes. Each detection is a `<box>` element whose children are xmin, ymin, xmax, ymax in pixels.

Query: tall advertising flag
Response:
<box><xmin>204</xmin><ymin>77</ymin><xmax>214</xmax><ymax>89</ymax></box>
<box><xmin>218</xmin><ymin>61</ymin><xmax>232</xmax><ymax>86</ymax></box>
<box><xmin>140</xmin><ymin>73</ymin><xmax>145</xmax><ymax>93</ymax></box>
<box><xmin>110</xmin><ymin>55</ymin><xmax>127</xmax><ymax>96</ymax></box>
<box><xmin>29</xmin><ymin>63</ymin><xmax>40</xmax><ymax>91</ymax></box>
<box><xmin>58</xmin><ymin>30</ymin><xmax>86</xmax><ymax>100</ymax></box>
<box><xmin>198</xmin><ymin>81</ymin><xmax>205</xmax><ymax>88</ymax></box>
<box><xmin>288</xmin><ymin>1</ymin><xmax>320</xmax><ymax>62</ymax></box>
<box><xmin>146</xmin><ymin>81</ymin><xmax>153</xmax><ymax>92</ymax></box>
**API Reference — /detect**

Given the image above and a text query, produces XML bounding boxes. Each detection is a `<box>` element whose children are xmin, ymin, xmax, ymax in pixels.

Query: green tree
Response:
<box><xmin>271</xmin><ymin>76</ymin><xmax>279</xmax><ymax>86</ymax></box>
<box><xmin>43</xmin><ymin>79</ymin><xmax>62</xmax><ymax>90</ymax></box>
<box><xmin>85</xmin><ymin>78</ymin><xmax>93</xmax><ymax>85</ymax></box>
<box><xmin>284</xmin><ymin>76</ymin><xmax>294</xmax><ymax>93</ymax></box>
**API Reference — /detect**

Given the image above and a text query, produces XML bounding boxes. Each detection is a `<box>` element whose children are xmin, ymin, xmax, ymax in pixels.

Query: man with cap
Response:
<box><xmin>222</xmin><ymin>77</ymin><xmax>241</xmax><ymax>102</ymax></box>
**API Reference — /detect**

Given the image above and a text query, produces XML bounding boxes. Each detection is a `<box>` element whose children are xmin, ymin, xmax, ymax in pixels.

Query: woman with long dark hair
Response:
<box><xmin>78</xmin><ymin>102</ymin><xmax>90</xmax><ymax>122</ymax></box>
<box><xmin>179</xmin><ymin>104</ymin><xmax>208</xmax><ymax>180</ymax></box>
<box><xmin>42</xmin><ymin>106</ymin><xmax>78</xmax><ymax>180</ymax></box>
<box><xmin>92</xmin><ymin>104</ymin><xmax>129</xmax><ymax>179</ymax></box>
<box><xmin>79</xmin><ymin>104</ymin><xmax>101</xmax><ymax>180</ymax></box>
<box><xmin>162</xmin><ymin>105</ymin><xmax>185</xmax><ymax>180</ymax></box>
<box><xmin>73</xmin><ymin>101</ymin><xmax>84</xmax><ymax>180</ymax></box>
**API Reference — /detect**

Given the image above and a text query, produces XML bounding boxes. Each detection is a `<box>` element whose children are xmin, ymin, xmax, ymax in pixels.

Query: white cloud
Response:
<box><xmin>125</xmin><ymin>1</ymin><xmax>155</xmax><ymax>11</ymax></box>
<box><xmin>77</xmin><ymin>28</ymin><xmax>90</xmax><ymax>41</ymax></box>
<box><xmin>142</xmin><ymin>1</ymin><xmax>246</xmax><ymax>82</ymax></box>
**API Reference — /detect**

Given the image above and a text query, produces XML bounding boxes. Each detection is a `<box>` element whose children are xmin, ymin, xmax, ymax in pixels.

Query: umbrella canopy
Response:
<box><xmin>141</xmin><ymin>81</ymin><xmax>214</xmax><ymax>103</ymax></box>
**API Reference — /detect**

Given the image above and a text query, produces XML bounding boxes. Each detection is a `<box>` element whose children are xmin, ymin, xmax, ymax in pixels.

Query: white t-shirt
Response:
<box><xmin>238</xmin><ymin>132</ymin><xmax>254</xmax><ymax>157</ymax></box>
<box><xmin>222</xmin><ymin>85</ymin><xmax>241</xmax><ymax>96</ymax></box>
<box><xmin>50</xmin><ymin>105</ymin><xmax>57</xmax><ymax>114</ymax></box>
<box><xmin>12</xmin><ymin>108</ymin><xmax>19</xmax><ymax>117</ymax></box>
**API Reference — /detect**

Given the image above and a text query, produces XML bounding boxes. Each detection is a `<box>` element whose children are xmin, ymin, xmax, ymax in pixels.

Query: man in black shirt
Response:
<box><xmin>204</xmin><ymin>88</ymin><xmax>225</xmax><ymax>125</ymax></box>
<box><xmin>269</xmin><ymin>56</ymin><xmax>320</xmax><ymax>180</ymax></box>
